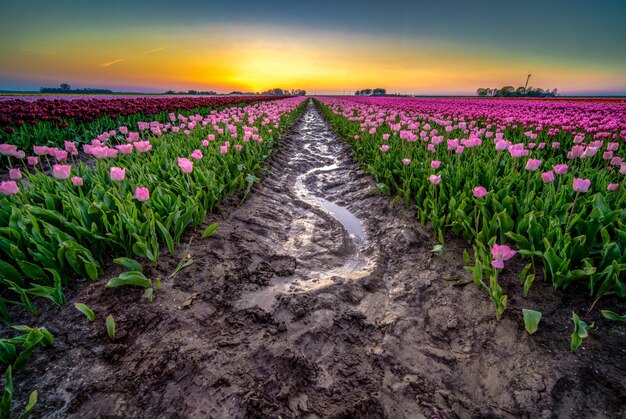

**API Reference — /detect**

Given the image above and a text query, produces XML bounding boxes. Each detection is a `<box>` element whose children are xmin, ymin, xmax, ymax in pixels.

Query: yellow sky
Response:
<box><xmin>1</xmin><ymin>24</ymin><xmax>624</xmax><ymax>94</ymax></box>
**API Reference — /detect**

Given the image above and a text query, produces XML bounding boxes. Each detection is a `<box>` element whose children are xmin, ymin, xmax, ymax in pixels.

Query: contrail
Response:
<box><xmin>141</xmin><ymin>47</ymin><xmax>165</xmax><ymax>55</ymax></box>
<box><xmin>99</xmin><ymin>58</ymin><xmax>128</xmax><ymax>68</ymax></box>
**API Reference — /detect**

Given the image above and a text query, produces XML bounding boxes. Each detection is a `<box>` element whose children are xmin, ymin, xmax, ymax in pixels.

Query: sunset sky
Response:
<box><xmin>0</xmin><ymin>0</ymin><xmax>625</xmax><ymax>95</ymax></box>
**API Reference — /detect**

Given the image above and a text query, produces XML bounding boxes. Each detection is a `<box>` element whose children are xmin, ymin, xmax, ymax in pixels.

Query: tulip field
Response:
<box><xmin>0</xmin><ymin>94</ymin><xmax>625</xmax><ymax>416</ymax></box>
<box><xmin>0</xmin><ymin>95</ymin><xmax>305</xmax><ymax>322</ymax></box>
<box><xmin>318</xmin><ymin>97</ymin><xmax>626</xmax><ymax>318</ymax></box>
<box><xmin>0</xmin><ymin>95</ymin><xmax>280</xmax><ymax>150</ymax></box>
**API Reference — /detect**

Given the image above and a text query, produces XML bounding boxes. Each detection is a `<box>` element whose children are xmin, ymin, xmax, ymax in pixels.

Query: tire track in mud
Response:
<box><xmin>12</xmin><ymin>100</ymin><xmax>626</xmax><ymax>418</ymax></box>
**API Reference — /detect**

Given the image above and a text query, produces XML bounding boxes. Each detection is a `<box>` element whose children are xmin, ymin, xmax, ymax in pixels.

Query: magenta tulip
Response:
<box><xmin>491</xmin><ymin>244</ymin><xmax>516</xmax><ymax>269</ymax></box>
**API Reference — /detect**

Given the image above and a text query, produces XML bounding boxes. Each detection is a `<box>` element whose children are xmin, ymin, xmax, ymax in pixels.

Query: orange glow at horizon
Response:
<box><xmin>1</xmin><ymin>24</ymin><xmax>624</xmax><ymax>94</ymax></box>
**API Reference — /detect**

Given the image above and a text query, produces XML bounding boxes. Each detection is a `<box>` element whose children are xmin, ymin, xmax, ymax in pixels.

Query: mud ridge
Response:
<box><xmin>8</xmin><ymin>100</ymin><xmax>626</xmax><ymax>418</ymax></box>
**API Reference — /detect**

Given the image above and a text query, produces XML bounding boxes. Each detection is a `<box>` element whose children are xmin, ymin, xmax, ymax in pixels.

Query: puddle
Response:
<box><xmin>238</xmin><ymin>258</ymin><xmax>374</xmax><ymax>312</ymax></box>
<box><xmin>294</xmin><ymin>163</ymin><xmax>366</xmax><ymax>242</ymax></box>
<box><xmin>237</xmin><ymin>102</ymin><xmax>373</xmax><ymax>311</ymax></box>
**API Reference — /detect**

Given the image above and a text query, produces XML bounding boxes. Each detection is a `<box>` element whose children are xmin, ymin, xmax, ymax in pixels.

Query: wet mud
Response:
<box><xmin>8</xmin><ymin>100</ymin><xmax>626</xmax><ymax>418</ymax></box>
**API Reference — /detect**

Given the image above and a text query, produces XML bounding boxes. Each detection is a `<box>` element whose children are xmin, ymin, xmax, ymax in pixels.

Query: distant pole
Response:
<box><xmin>524</xmin><ymin>74</ymin><xmax>532</xmax><ymax>91</ymax></box>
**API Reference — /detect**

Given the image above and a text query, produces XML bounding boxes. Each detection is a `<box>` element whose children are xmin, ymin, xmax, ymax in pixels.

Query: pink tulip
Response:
<box><xmin>33</xmin><ymin>146</ymin><xmax>49</xmax><ymax>156</ymax></box>
<box><xmin>541</xmin><ymin>171</ymin><xmax>555</xmax><ymax>183</ymax></box>
<box><xmin>220</xmin><ymin>146</ymin><xmax>228</xmax><ymax>154</ymax></box>
<box><xmin>9</xmin><ymin>168</ymin><xmax>21</xmax><ymax>180</ymax></box>
<box><xmin>14</xmin><ymin>150</ymin><xmax>25</xmax><ymax>159</ymax></box>
<box><xmin>178</xmin><ymin>157</ymin><xmax>193</xmax><ymax>173</ymax></box>
<box><xmin>119</xmin><ymin>126</ymin><xmax>128</xmax><ymax>135</ymax></box>
<box><xmin>64</xmin><ymin>141</ymin><xmax>78</xmax><ymax>155</ymax></box>
<box><xmin>208</xmin><ymin>134</ymin><xmax>215</xmax><ymax>141</ymax></box>
<box><xmin>71</xmin><ymin>176</ymin><xmax>83</xmax><ymax>186</ymax></box>
<box><xmin>234</xmin><ymin>144</ymin><xmax>243</xmax><ymax>151</ymax></box>
<box><xmin>572</xmin><ymin>178</ymin><xmax>591</xmax><ymax>193</ymax></box>
<box><xmin>525</xmin><ymin>159</ymin><xmax>542</xmax><ymax>171</ymax></box>
<box><xmin>402</xmin><ymin>158</ymin><xmax>411</xmax><ymax>165</ymax></box>
<box><xmin>55</xmin><ymin>150</ymin><xmax>68</xmax><ymax>162</ymax></box>
<box><xmin>380</xmin><ymin>145</ymin><xmax>390</xmax><ymax>152</ymax></box>
<box><xmin>135</xmin><ymin>187</ymin><xmax>150</xmax><ymax>202</ymax></box>
<box><xmin>201</xmin><ymin>140</ymin><xmax>209</xmax><ymax>147</ymax></box>
<box><xmin>0</xmin><ymin>180</ymin><xmax>19</xmax><ymax>195</ymax></box>
<box><xmin>110</xmin><ymin>167</ymin><xmax>126</xmax><ymax>182</ymax></box>
<box><xmin>134</xmin><ymin>141</ymin><xmax>152</xmax><ymax>153</ymax></box>
<box><xmin>116</xmin><ymin>144</ymin><xmax>133</xmax><ymax>154</ymax></box>
<box><xmin>0</xmin><ymin>144</ymin><xmax>17</xmax><ymax>156</ymax></box>
<box><xmin>607</xmin><ymin>183</ymin><xmax>619</xmax><ymax>191</ymax></box>
<box><xmin>553</xmin><ymin>164</ymin><xmax>568</xmax><ymax>175</ymax></box>
<box><xmin>620</xmin><ymin>163</ymin><xmax>626</xmax><ymax>175</ymax></box>
<box><xmin>27</xmin><ymin>156</ymin><xmax>38</xmax><ymax>165</ymax></box>
<box><xmin>473</xmin><ymin>186</ymin><xmax>487</xmax><ymax>198</ymax></box>
<box><xmin>53</xmin><ymin>164</ymin><xmax>71</xmax><ymax>180</ymax></box>
<box><xmin>91</xmin><ymin>146</ymin><xmax>109</xmax><ymax>159</ymax></box>
<box><xmin>431</xmin><ymin>160</ymin><xmax>441</xmax><ymax>169</ymax></box>
<box><xmin>495</xmin><ymin>140</ymin><xmax>510</xmax><ymax>151</ymax></box>
<box><xmin>607</xmin><ymin>142</ymin><xmax>619</xmax><ymax>151</ymax></box>
<box><xmin>428</xmin><ymin>175</ymin><xmax>441</xmax><ymax>184</ymax></box>
<box><xmin>190</xmin><ymin>149</ymin><xmax>203</xmax><ymax>160</ymax></box>
<box><xmin>491</xmin><ymin>244</ymin><xmax>516</xmax><ymax>269</ymax></box>
<box><xmin>382</xmin><ymin>134</ymin><xmax>390</xmax><ymax>140</ymax></box>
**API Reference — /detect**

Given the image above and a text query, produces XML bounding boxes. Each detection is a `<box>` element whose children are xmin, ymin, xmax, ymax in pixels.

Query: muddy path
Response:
<box><xmin>9</xmin><ymin>100</ymin><xmax>626</xmax><ymax>418</ymax></box>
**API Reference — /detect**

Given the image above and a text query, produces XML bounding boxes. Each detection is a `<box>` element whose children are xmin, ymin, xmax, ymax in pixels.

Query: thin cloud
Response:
<box><xmin>99</xmin><ymin>58</ymin><xmax>128</xmax><ymax>68</ymax></box>
<box><xmin>141</xmin><ymin>47</ymin><xmax>165</xmax><ymax>55</ymax></box>
<box><xmin>1</xmin><ymin>45</ymin><xmax>56</xmax><ymax>55</ymax></box>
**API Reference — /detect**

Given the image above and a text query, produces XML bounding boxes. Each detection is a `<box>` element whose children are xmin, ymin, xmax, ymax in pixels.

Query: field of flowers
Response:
<box><xmin>0</xmin><ymin>95</ymin><xmax>280</xmax><ymax>150</ymax></box>
<box><xmin>318</xmin><ymin>97</ymin><xmax>626</xmax><ymax>319</ymax></box>
<box><xmin>0</xmin><ymin>95</ymin><xmax>307</xmax><ymax>414</ymax></box>
<box><xmin>0</xmin><ymin>96</ymin><xmax>305</xmax><ymax>321</ymax></box>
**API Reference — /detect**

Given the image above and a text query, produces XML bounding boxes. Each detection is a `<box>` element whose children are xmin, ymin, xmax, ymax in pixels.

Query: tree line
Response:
<box><xmin>476</xmin><ymin>86</ymin><xmax>558</xmax><ymax>97</ymax></box>
<box><xmin>355</xmin><ymin>88</ymin><xmax>387</xmax><ymax>96</ymax></box>
<box><xmin>40</xmin><ymin>83</ymin><xmax>113</xmax><ymax>94</ymax></box>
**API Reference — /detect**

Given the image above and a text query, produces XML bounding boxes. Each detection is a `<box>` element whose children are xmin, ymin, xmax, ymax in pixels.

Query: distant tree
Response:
<box><xmin>498</xmin><ymin>86</ymin><xmax>515</xmax><ymax>97</ymax></box>
<box><xmin>60</xmin><ymin>83</ymin><xmax>71</xmax><ymax>91</ymax></box>
<box><xmin>476</xmin><ymin>88</ymin><xmax>489</xmax><ymax>96</ymax></box>
<box><xmin>372</xmin><ymin>88</ymin><xmax>386</xmax><ymax>96</ymax></box>
<box><xmin>187</xmin><ymin>90</ymin><xmax>198</xmax><ymax>95</ymax></box>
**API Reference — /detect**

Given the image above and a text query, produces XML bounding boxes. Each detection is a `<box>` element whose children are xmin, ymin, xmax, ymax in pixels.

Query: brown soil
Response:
<box><xmin>5</xmin><ymin>100</ymin><xmax>626</xmax><ymax>418</ymax></box>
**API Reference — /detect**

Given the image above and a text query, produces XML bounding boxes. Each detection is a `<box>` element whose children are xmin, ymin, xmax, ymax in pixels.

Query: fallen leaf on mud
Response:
<box><xmin>169</xmin><ymin>253</ymin><xmax>194</xmax><ymax>278</ymax></box>
<box><xmin>180</xmin><ymin>293</ymin><xmax>200</xmax><ymax>309</ymax></box>
<box><xmin>452</xmin><ymin>279</ymin><xmax>472</xmax><ymax>286</ymax></box>
<box><xmin>443</xmin><ymin>276</ymin><xmax>472</xmax><ymax>286</ymax></box>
